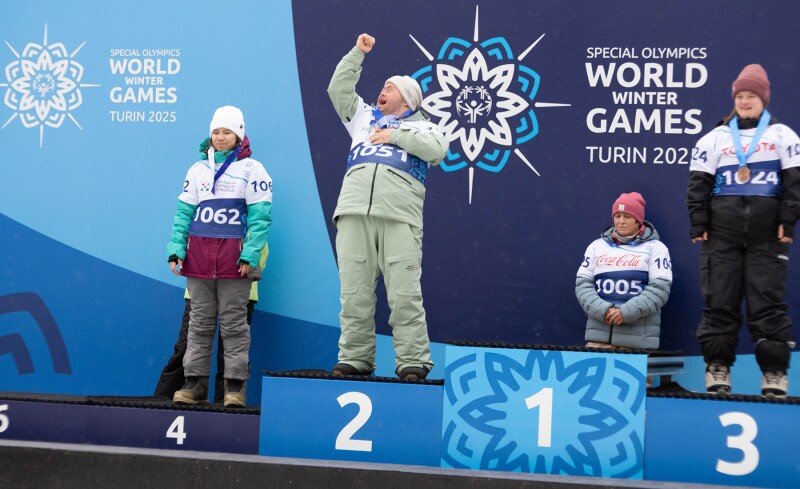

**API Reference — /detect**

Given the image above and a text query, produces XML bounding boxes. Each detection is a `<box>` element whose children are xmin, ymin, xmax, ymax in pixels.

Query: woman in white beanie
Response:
<box><xmin>167</xmin><ymin>106</ymin><xmax>273</xmax><ymax>407</ymax></box>
<box><xmin>688</xmin><ymin>64</ymin><xmax>800</xmax><ymax>397</ymax></box>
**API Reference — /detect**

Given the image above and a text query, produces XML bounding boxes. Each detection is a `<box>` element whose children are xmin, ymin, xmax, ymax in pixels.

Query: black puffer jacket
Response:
<box><xmin>687</xmin><ymin>116</ymin><xmax>800</xmax><ymax>243</ymax></box>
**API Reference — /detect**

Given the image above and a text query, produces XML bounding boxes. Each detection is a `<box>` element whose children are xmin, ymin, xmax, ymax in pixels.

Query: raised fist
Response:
<box><xmin>356</xmin><ymin>33</ymin><xmax>375</xmax><ymax>54</ymax></box>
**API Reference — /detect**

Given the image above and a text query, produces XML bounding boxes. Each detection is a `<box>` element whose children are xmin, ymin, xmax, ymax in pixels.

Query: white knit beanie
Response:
<box><xmin>386</xmin><ymin>75</ymin><xmax>423</xmax><ymax>111</ymax></box>
<box><xmin>209</xmin><ymin>106</ymin><xmax>245</xmax><ymax>140</ymax></box>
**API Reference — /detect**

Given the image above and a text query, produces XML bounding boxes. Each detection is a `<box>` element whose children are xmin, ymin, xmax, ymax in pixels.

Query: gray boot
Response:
<box><xmin>173</xmin><ymin>377</ymin><xmax>209</xmax><ymax>405</ymax></box>
<box><xmin>223</xmin><ymin>378</ymin><xmax>247</xmax><ymax>408</ymax></box>
<box><xmin>705</xmin><ymin>363</ymin><xmax>731</xmax><ymax>394</ymax></box>
<box><xmin>762</xmin><ymin>371</ymin><xmax>788</xmax><ymax>398</ymax></box>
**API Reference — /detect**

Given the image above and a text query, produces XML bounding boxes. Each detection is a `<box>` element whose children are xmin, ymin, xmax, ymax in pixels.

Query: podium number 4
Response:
<box><xmin>716</xmin><ymin>412</ymin><xmax>759</xmax><ymax>476</ymax></box>
<box><xmin>336</xmin><ymin>392</ymin><xmax>373</xmax><ymax>452</ymax></box>
<box><xmin>166</xmin><ymin>416</ymin><xmax>187</xmax><ymax>445</ymax></box>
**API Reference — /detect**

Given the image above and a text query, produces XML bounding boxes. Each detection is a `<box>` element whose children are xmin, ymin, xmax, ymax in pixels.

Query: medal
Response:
<box><xmin>729</xmin><ymin>110</ymin><xmax>770</xmax><ymax>187</ymax></box>
<box><xmin>737</xmin><ymin>166</ymin><xmax>750</xmax><ymax>183</ymax></box>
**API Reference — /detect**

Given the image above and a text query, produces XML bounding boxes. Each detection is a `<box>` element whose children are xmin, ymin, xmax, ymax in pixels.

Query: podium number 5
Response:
<box><xmin>716</xmin><ymin>412</ymin><xmax>759</xmax><ymax>476</ymax></box>
<box><xmin>0</xmin><ymin>404</ymin><xmax>8</xmax><ymax>433</ymax></box>
<box><xmin>336</xmin><ymin>392</ymin><xmax>373</xmax><ymax>452</ymax></box>
<box><xmin>525</xmin><ymin>388</ymin><xmax>553</xmax><ymax>448</ymax></box>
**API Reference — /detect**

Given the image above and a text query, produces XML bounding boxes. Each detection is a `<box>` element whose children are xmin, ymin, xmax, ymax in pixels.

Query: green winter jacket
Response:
<box><xmin>327</xmin><ymin>47</ymin><xmax>448</xmax><ymax>229</ymax></box>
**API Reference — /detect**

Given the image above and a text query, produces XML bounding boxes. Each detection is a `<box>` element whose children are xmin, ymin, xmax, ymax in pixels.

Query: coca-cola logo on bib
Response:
<box><xmin>595</xmin><ymin>253</ymin><xmax>640</xmax><ymax>267</ymax></box>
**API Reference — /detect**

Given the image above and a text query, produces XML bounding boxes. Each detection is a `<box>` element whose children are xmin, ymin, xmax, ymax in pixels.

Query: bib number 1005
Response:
<box><xmin>595</xmin><ymin>279</ymin><xmax>643</xmax><ymax>295</ymax></box>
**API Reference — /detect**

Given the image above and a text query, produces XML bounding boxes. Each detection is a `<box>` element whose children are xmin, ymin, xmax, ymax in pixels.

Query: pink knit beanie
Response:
<box><xmin>612</xmin><ymin>192</ymin><xmax>645</xmax><ymax>224</ymax></box>
<box><xmin>732</xmin><ymin>64</ymin><xmax>770</xmax><ymax>105</ymax></box>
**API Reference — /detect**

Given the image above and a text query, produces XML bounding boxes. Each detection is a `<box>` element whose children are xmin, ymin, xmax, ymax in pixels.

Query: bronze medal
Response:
<box><xmin>737</xmin><ymin>166</ymin><xmax>750</xmax><ymax>183</ymax></box>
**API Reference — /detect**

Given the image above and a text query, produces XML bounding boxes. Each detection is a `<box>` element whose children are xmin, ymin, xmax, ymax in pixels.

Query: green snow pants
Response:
<box><xmin>335</xmin><ymin>214</ymin><xmax>433</xmax><ymax>374</ymax></box>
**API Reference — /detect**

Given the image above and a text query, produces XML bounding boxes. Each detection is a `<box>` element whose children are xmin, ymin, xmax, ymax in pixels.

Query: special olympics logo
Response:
<box><xmin>1</xmin><ymin>24</ymin><xmax>99</xmax><ymax>147</ymax></box>
<box><xmin>456</xmin><ymin>86</ymin><xmax>493</xmax><ymax>124</ymax></box>
<box><xmin>410</xmin><ymin>6</ymin><xmax>570</xmax><ymax>202</ymax></box>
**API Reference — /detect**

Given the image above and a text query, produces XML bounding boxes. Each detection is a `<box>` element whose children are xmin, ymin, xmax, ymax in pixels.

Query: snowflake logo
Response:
<box><xmin>442</xmin><ymin>347</ymin><xmax>645</xmax><ymax>478</ymax></box>
<box><xmin>1</xmin><ymin>24</ymin><xmax>100</xmax><ymax>147</ymax></box>
<box><xmin>409</xmin><ymin>6</ymin><xmax>570</xmax><ymax>203</ymax></box>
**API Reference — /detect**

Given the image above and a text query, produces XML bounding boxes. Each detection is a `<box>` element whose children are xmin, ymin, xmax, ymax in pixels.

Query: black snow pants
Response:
<box><xmin>696</xmin><ymin>237</ymin><xmax>793</xmax><ymax>372</ymax></box>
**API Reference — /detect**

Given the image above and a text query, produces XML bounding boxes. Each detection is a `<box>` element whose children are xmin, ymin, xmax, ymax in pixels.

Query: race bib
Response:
<box><xmin>594</xmin><ymin>270</ymin><xmax>649</xmax><ymax>305</ymax></box>
<box><xmin>188</xmin><ymin>198</ymin><xmax>247</xmax><ymax>238</ymax></box>
<box><xmin>713</xmin><ymin>160</ymin><xmax>781</xmax><ymax>196</ymax></box>
<box><xmin>347</xmin><ymin>143</ymin><xmax>429</xmax><ymax>184</ymax></box>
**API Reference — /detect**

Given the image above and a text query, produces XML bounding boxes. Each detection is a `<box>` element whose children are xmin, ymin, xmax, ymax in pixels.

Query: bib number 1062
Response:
<box><xmin>193</xmin><ymin>207</ymin><xmax>241</xmax><ymax>225</ymax></box>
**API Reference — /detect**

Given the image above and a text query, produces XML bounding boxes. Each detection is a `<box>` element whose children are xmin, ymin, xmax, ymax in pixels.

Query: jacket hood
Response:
<box><xmin>601</xmin><ymin>220</ymin><xmax>660</xmax><ymax>245</ymax></box>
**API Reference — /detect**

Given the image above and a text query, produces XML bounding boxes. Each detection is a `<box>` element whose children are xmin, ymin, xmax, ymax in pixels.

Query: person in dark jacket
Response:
<box><xmin>577</xmin><ymin>192</ymin><xmax>672</xmax><ymax>350</ymax></box>
<box><xmin>687</xmin><ymin>64</ymin><xmax>800</xmax><ymax>398</ymax></box>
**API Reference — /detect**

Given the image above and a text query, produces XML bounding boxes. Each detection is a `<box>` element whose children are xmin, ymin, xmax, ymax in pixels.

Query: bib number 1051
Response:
<box><xmin>350</xmin><ymin>144</ymin><xmax>409</xmax><ymax>162</ymax></box>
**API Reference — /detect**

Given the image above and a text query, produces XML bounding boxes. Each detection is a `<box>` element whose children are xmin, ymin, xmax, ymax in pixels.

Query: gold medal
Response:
<box><xmin>737</xmin><ymin>166</ymin><xmax>750</xmax><ymax>183</ymax></box>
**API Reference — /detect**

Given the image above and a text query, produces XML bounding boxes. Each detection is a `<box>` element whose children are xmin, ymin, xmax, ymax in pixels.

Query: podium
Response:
<box><xmin>257</xmin><ymin>344</ymin><xmax>800</xmax><ymax>487</ymax></box>
<box><xmin>2</xmin><ymin>343</ymin><xmax>798</xmax><ymax>487</ymax></box>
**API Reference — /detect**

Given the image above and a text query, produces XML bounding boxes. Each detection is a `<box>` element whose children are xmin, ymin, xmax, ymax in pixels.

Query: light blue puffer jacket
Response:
<box><xmin>575</xmin><ymin>222</ymin><xmax>672</xmax><ymax>349</ymax></box>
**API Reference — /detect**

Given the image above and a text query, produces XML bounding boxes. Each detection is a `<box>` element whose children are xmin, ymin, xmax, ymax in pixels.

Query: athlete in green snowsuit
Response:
<box><xmin>328</xmin><ymin>33</ymin><xmax>448</xmax><ymax>379</ymax></box>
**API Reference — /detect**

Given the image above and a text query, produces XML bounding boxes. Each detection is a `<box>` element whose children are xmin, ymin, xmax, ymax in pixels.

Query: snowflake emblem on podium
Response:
<box><xmin>2</xmin><ymin>24</ymin><xmax>100</xmax><ymax>147</ymax></box>
<box><xmin>442</xmin><ymin>348</ymin><xmax>645</xmax><ymax>478</ymax></box>
<box><xmin>409</xmin><ymin>6</ymin><xmax>570</xmax><ymax>203</ymax></box>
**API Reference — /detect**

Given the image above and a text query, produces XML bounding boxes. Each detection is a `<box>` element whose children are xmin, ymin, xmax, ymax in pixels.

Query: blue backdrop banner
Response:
<box><xmin>1</xmin><ymin>0</ymin><xmax>799</xmax><ymax>401</ymax></box>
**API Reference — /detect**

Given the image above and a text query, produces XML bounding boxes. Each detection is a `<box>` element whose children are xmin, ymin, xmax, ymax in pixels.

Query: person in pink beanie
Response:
<box><xmin>576</xmin><ymin>192</ymin><xmax>673</xmax><ymax>350</ymax></box>
<box><xmin>687</xmin><ymin>64</ymin><xmax>800</xmax><ymax>397</ymax></box>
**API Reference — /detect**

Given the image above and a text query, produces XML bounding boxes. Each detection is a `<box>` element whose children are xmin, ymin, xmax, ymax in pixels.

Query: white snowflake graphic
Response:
<box><xmin>410</xmin><ymin>6</ymin><xmax>571</xmax><ymax>203</ymax></box>
<box><xmin>425</xmin><ymin>49</ymin><xmax>527</xmax><ymax>162</ymax></box>
<box><xmin>2</xmin><ymin>24</ymin><xmax>100</xmax><ymax>147</ymax></box>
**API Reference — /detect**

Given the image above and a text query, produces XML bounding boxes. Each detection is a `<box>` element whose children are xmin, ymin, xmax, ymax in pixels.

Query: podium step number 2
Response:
<box><xmin>259</xmin><ymin>376</ymin><xmax>443</xmax><ymax>466</ymax></box>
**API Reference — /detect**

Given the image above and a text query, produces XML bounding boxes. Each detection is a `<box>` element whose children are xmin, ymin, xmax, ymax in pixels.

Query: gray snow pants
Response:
<box><xmin>184</xmin><ymin>277</ymin><xmax>252</xmax><ymax>380</ymax></box>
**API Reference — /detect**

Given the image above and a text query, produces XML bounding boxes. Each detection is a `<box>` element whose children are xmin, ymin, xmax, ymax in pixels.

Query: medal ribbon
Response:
<box><xmin>209</xmin><ymin>146</ymin><xmax>241</xmax><ymax>194</ymax></box>
<box><xmin>729</xmin><ymin>109</ymin><xmax>771</xmax><ymax>171</ymax></box>
<box><xmin>371</xmin><ymin>107</ymin><xmax>414</xmax><ymax>129</ymax></box>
